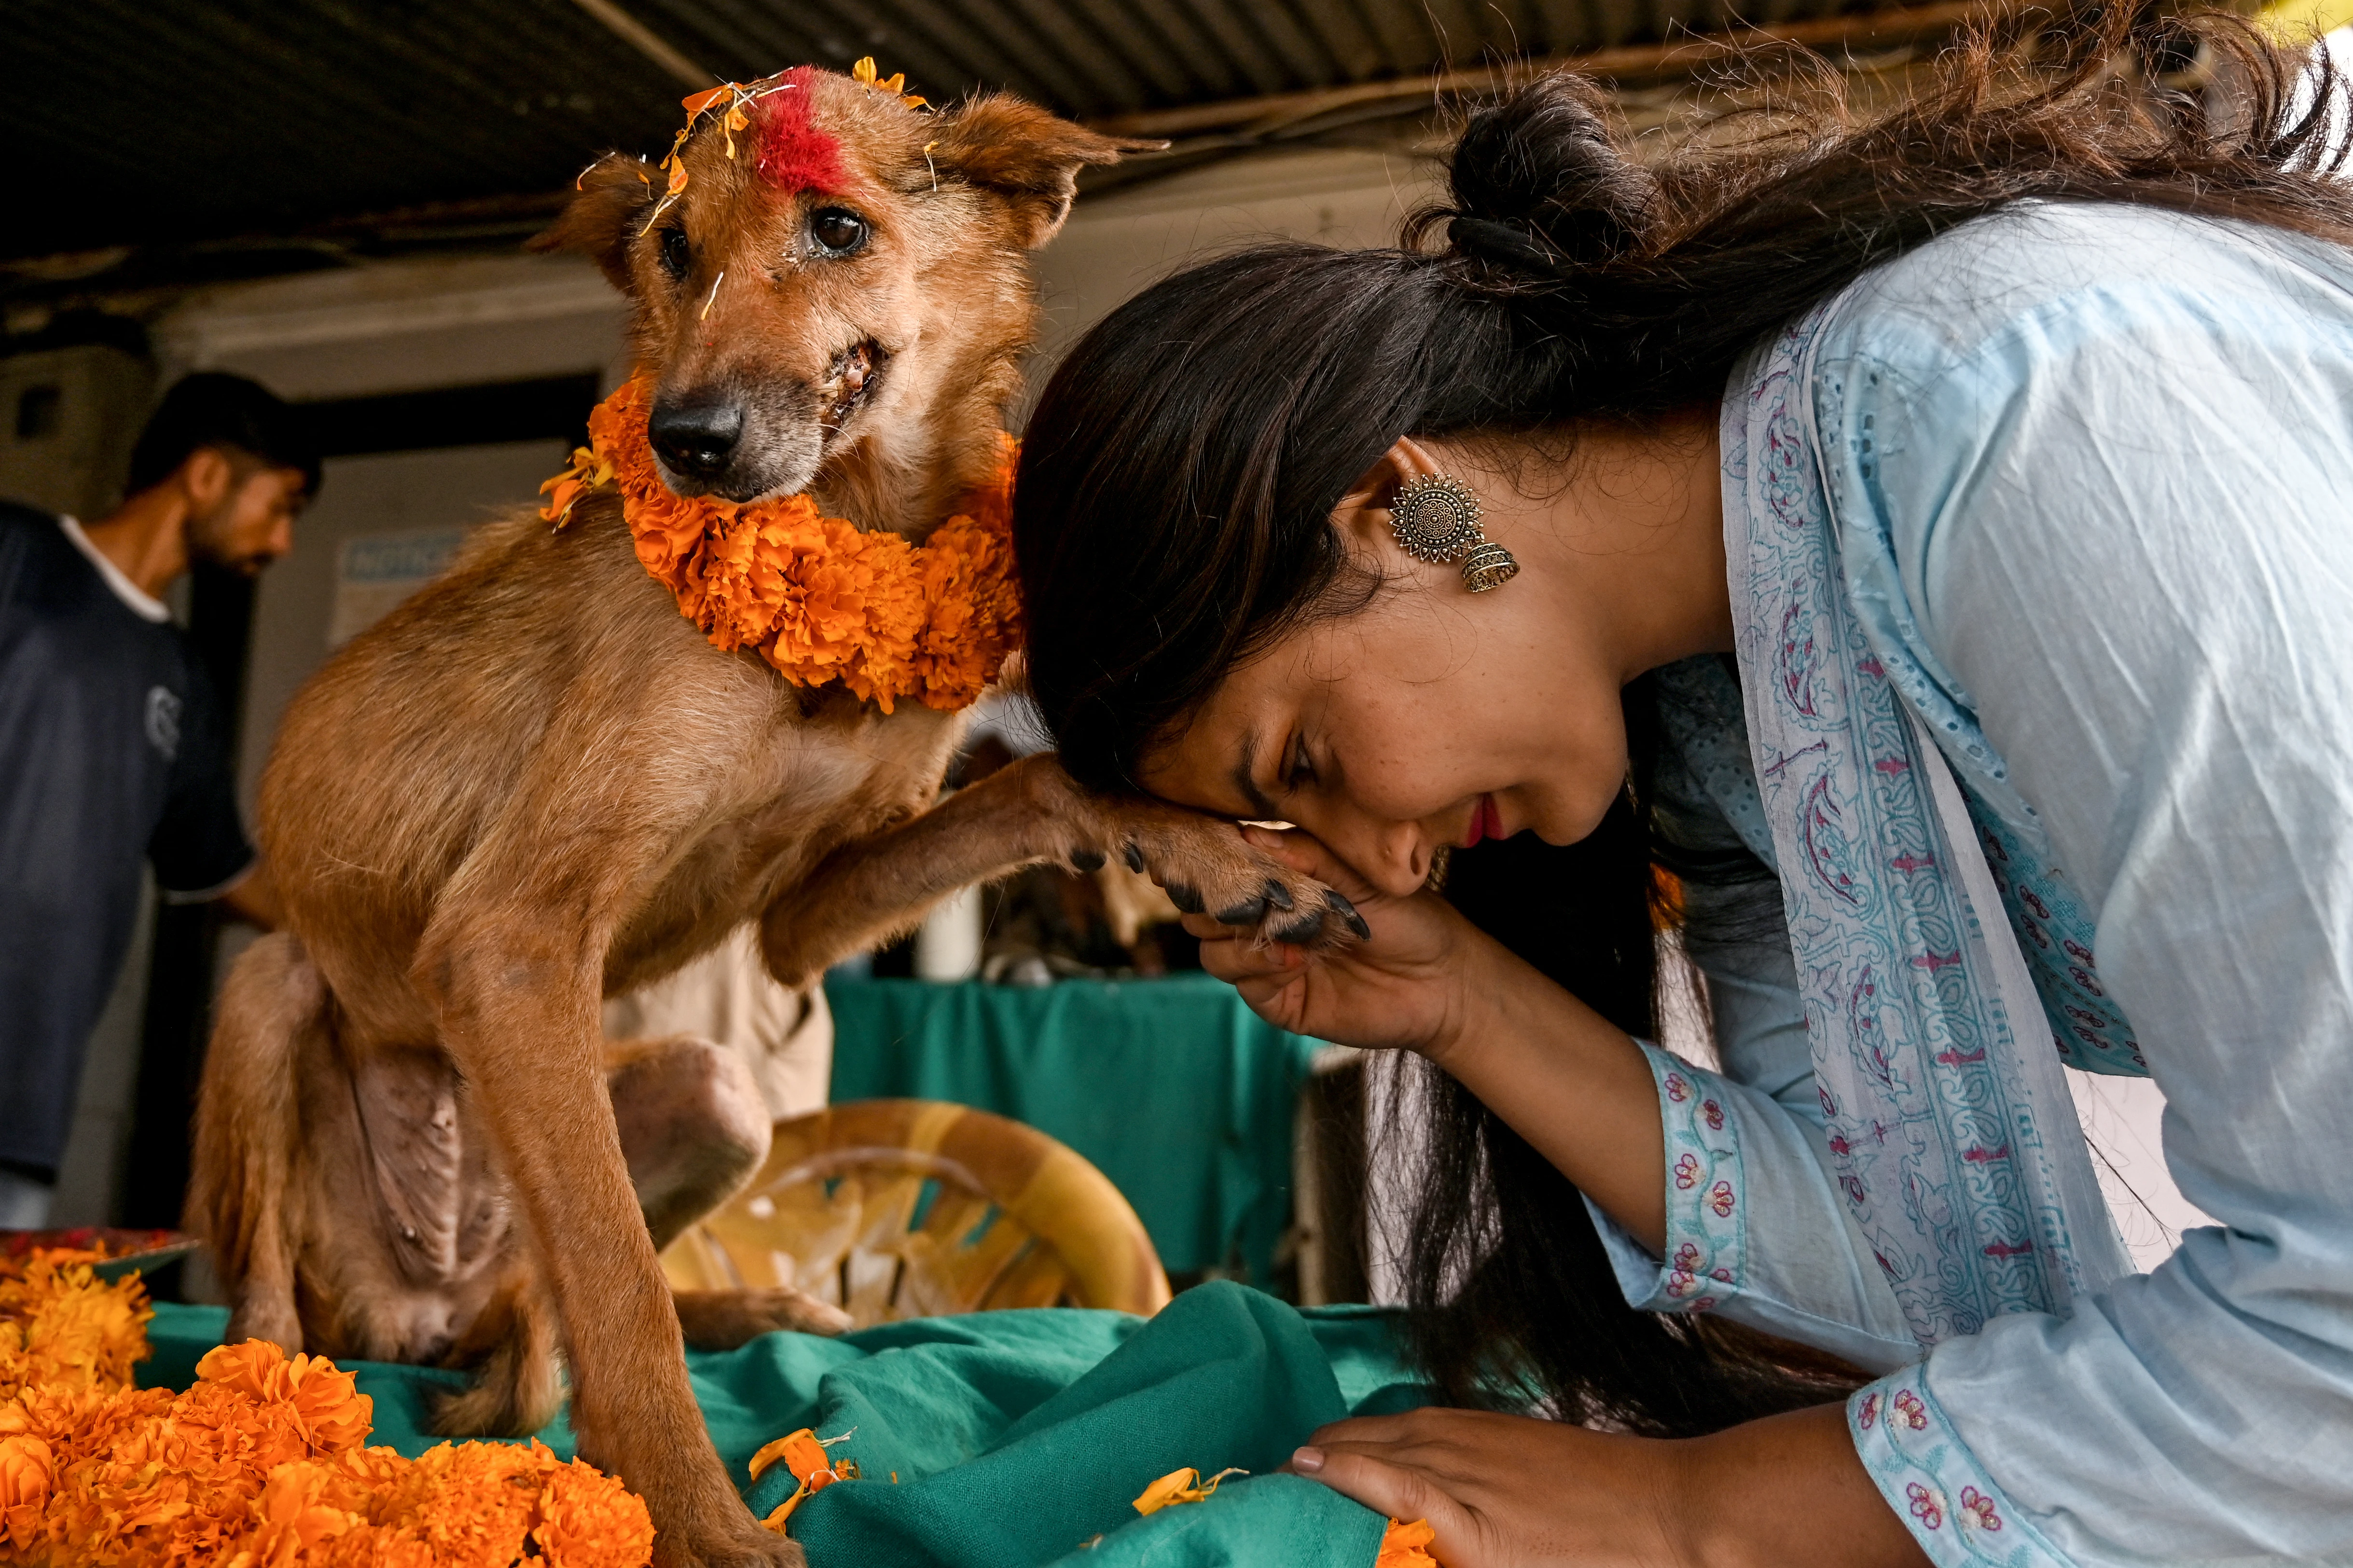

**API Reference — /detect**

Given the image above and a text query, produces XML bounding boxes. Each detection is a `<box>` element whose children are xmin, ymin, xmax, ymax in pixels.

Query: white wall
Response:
<box><xmin>1029</xmin><ymin>147</ymin><xmax>1441</xmax><ymax>403</ymax></box>
<box><xmin>153</xmin><ymin>252</ymin><xmax>631</xmax><ymax>401</ymax></box>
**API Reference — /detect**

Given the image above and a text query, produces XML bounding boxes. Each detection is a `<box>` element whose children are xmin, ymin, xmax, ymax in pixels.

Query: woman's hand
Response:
<box><xmin>1184</xmin><ymin>827</ymin><xmax>1495</xmax><ymax>1058</ymax></box>
<box><xmin>1286</xmin><ymin>1404</ymin><xmax>1929</xmax><ymax>1568</ymax></box>
<box><xmin>1190</xmin><ymin>825</ymin><xmax>1674</xmax><ymax>1245</ymax></box>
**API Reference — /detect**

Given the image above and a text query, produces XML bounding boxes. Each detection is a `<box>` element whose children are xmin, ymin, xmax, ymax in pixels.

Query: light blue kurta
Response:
<box><xmin>1593</xmin><ymin>203</ymin><xmax>2353</xmax><ymax>1565</ymax></box>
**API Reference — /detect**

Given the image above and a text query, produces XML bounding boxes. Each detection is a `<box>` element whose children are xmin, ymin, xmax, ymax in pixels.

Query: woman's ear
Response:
<box><xmin>927</xmin><ymin>96</ymin><xmax>1165</xmax><ymax>248</ymax></box>
<box><xmin>1331</xmin><ymin>437</ymin><xmax>1450</xmax><ymax>559</ymax></box>
<box><xmin>528</xmin><ymin>153</ymin><xmax>655</xmax><ymax>291</ymax></box>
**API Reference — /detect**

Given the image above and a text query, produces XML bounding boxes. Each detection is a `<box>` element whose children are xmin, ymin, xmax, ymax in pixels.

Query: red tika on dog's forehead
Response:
<box><xmin>754</xmin><ymin>67</ymin><xmax>847</xmax><ymax>194</ymax></box>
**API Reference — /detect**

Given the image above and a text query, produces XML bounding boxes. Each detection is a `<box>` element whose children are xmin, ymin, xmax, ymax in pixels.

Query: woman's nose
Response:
<box><xmin>1342</xmin><ymin>820</ymin><xmax>1429</xmax><ymax>899</ymax></box>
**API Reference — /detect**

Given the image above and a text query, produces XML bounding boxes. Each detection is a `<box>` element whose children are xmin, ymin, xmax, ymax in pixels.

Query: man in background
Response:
<box><xmin>0</xmin><ymin>372</ymin><xmax>316</xmax><ymax>1227</ymax></box>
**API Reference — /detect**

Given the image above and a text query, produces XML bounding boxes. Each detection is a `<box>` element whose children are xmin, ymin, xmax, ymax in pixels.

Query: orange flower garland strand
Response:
<box><xmin>540</xmin><ymin>379</ymin><xmax>1023</xmax><ymax>715</ymax></box>
<box><xmin>0</xmin><ymin>1250</ymin><xmax>653</xmax><ymax>1567</ymax></box>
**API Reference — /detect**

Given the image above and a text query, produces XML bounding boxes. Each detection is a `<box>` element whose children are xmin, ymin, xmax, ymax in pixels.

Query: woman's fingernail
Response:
<box><xmin>1291</xmin><ymin>1445</ymin><xmax>1326</xmax><ymax>1474</ymax></box>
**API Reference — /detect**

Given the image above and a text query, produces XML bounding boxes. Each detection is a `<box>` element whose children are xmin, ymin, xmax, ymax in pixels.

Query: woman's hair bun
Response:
<box><xmin>1443</xmin><ymin>72</ymin><xmax>1655</xmax><ymax>272</ymax></box>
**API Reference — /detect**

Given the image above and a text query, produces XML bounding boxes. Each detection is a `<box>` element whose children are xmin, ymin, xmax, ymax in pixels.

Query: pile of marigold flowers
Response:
<box><xmin>0</xmin><ymin>1249</ymin><xmax>652</xmax><ymax>1567</ymax></box>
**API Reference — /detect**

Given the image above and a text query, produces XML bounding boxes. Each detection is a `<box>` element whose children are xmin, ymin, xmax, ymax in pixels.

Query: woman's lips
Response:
<box><xmin>1460</xmin><ymin>794</ymin><xmax>1505</xmax><ymax>849</ymax></box>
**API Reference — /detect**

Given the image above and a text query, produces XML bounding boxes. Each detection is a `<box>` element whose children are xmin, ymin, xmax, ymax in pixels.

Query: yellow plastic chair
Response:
<box><xmin>659</xmin><ymin>1099</ymin><xmax>1173</xmax><ymax>1327</ymax></box>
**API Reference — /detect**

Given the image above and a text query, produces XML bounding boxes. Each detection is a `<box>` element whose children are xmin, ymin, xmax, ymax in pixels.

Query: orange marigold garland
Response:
<box><xmin>540</xmin><ymin>378</ymin><xmax>1023</xmax><ymax>715</ymax></box>
<box><xmin>0</xmin><ymin>1249</ymin><xmax>654</xmax><ymax>1567</ymax></box>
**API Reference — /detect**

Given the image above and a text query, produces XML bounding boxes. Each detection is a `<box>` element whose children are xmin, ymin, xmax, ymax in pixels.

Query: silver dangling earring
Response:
<box><xmin>1386</xmin><ymin>472</ymin><xmax>1519</xmax><ymax>592</ymax></box>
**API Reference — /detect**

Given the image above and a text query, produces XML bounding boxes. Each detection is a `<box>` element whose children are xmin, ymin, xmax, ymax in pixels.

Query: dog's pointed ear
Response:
<box><xmin>928</xmin><ymin>96</ymin><xmax>1165</xmax><ymax>249</ymax></box>
<box><xmin>528</xmin><ymin>152</ymin><xmax>655</xmax><ymax>291</ymax></box>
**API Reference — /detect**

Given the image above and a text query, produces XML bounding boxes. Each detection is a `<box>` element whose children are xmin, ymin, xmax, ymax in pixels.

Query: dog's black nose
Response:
<box><xmin>648</xmin><ymin>399</ymin><xmax>743</xmax><ymax>483</ymax></box>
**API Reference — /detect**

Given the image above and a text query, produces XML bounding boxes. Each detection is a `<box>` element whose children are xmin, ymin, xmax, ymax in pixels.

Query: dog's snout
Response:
<box><xmin>648</xmin><ymin>398</ymin><xmax>744</xmax><ymax>486</ymax></box>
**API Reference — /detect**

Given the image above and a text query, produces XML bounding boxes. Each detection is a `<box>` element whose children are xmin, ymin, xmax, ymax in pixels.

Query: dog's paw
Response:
<box><xmin>673</xmin><ymin>1286</ymin><xmax>853</xmax><ymax>1348</ymax></box>
<box><xmin>1081</xmin><ymin>798</ymin><xmax>1367</xmax><ymax>951</ymax></box>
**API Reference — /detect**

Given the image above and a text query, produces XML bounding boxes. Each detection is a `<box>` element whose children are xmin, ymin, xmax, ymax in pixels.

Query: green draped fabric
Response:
<box><xmin>144</xmin><ymin>1284</ymin><xmax>1430</xmax><ymax>1568</ymax></box>
<box><xmin>825</xmin><ymin>975</ymin><xmax>1323</xmax><ymax>1282</ymax></box>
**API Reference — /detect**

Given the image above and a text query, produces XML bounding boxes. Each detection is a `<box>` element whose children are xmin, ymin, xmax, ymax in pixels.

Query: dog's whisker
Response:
<box><xmin>701</xmin><ymin>269</ymin><xmax>725</xmax><ymax>320</ymax></box>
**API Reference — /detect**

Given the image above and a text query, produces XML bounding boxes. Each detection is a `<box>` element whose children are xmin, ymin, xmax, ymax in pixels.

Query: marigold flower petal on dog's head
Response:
<box><xmin>849</xmin><ymin>54</ymin><xmax>928</xmax><ymax>109</ymax></box>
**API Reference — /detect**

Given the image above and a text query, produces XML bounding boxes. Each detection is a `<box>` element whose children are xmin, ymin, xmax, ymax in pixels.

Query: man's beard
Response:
<box><xmin>189</xmin><ymin>499</ymin><xmax>270</xmax><ymax>576</ymax></box>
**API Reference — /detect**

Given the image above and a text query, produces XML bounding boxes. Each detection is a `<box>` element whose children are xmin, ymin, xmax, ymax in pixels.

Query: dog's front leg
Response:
<box><xmin>759</xmin><ymin>751</ymin><xmax>1365</xmax><ymax>988</ymax></box>
<box><xmin>420</xmin><ymin>882</ymin><xmax>801</xmax><ymax>1568</ymax></box>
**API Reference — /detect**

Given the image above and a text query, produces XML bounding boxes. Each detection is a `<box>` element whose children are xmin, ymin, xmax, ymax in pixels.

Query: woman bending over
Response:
<box><xmin>1013</xmin><ymin>16</ymin><xmax>2353</xmax><ymax>1567</ymax></box>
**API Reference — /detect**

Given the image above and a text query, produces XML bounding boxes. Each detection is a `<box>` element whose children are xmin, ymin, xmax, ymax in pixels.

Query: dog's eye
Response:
<box><xmin>808</xmin><ymin>208</ymin><xmax>870</xmax><ymax>257</ymax></box>
<box><xmin>658</xmin><ymin>227</ymin><xmax>691</xmax><ymax>281</ymax></box>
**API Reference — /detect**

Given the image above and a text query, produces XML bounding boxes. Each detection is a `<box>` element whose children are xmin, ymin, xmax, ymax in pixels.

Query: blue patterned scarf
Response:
<box><xmin>1704</xmin><ymin>307</ymin><xmax>2136</xmax><ymax>1344</ymax></box>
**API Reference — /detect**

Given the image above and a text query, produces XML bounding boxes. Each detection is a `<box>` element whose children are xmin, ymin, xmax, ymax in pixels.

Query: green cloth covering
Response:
<box><xmin>825</xmin><ymin>975</ymin><xmax>1324</xmax><ymax>1281</ymax></box>
<box><xmin>143</xmin><ymin>1284</ymin><xmax>1432</xmax><ymax>1568</ymax></box>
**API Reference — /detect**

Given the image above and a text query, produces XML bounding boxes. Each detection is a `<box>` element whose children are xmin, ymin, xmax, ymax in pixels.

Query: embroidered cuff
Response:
<box><xmin>1629</xmin><ymin>1042</ymin><xmax>1747</xmax><ymax>1314</ymax></box>
<box><xmin>1580</xmin><ymin>1193</ymin><xmax>1671</xmax><ymax>1311</ymax></box>
<box><xmin>1851</xmin><ymin>1368</ymin><xmax>2074</xmax><ymax>1568</ymax></box>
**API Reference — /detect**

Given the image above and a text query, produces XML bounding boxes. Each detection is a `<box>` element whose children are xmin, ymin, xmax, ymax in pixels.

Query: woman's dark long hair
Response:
<box><xmin>1013</xmin><ymin>12</ymin><xmax>2353</xmax><ymax>1432</ymax></box>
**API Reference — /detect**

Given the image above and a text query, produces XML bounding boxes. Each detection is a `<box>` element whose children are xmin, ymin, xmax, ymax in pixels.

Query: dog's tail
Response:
<box><xmin>186</xmin><ymin>931</ymin><xmax>329</xmax><ymax>1353</ymax></box>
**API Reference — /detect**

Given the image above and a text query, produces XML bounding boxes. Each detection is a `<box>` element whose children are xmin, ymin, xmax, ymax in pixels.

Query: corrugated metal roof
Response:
<box><xmin>7</xmin><ymin>0</ymin><xmax>1946</xmax><ymax>275</ymax></box>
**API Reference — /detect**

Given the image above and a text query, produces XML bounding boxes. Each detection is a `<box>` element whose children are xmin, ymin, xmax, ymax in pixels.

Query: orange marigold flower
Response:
<box><xmin>192</xmin><ymin>1340</ymin><xmax>374</xmax><ymax>1454</ymax></box>
<box><xmin>243</xmin><ymin>1461</ymin><xmax>364</xmax><ymax>1566</ymax></box>
<box><xmin>535</xmin><ymin>1455</ymin><xmax>657</xmax><ymax>1568</ymax></box>
<box><xmin>0</xmin><ymin>1431</ymin><xmax>54</xmax><ymax>1549</ymax></box>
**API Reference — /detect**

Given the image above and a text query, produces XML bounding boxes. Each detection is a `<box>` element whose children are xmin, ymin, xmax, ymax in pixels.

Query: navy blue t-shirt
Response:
<box><xmin>0</xmin><ymin>502</ymin><xmax>254</xmax><ymax>1178</ymax></box>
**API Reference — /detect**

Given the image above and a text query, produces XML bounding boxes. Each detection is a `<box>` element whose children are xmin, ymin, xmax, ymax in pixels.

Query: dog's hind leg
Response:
<box><xmin>605</xmin><ymin>1035</ymin><xmax>852</xmax><ymax>1344</ymax></box>
<box><xmin>188</xmin><ymin>932</ymin><xmax>329</xmax><ymax>1354</ymax></box>
<box><xmin>606</xmin><ymin>1034</ymin><xmax>772</xmax><ymax>1252</ymax></box>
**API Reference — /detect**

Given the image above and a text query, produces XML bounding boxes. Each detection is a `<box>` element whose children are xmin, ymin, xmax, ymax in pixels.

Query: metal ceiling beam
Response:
<box><xmin>1087</xmin><ymin>0</ymin><xmax>2012</xmax><ymax>136</ymax></box>
<box><xmin>570</xmin><ymin>0</ymin><xmax>713</xmax><ymax>89</ymax></box>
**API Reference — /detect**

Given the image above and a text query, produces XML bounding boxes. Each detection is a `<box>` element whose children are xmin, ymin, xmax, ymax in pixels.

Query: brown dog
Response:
<box><xmin>187</xmin><ymin>69</ymin><xmax>1356</xmax><ymax>1568</ymax></box>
